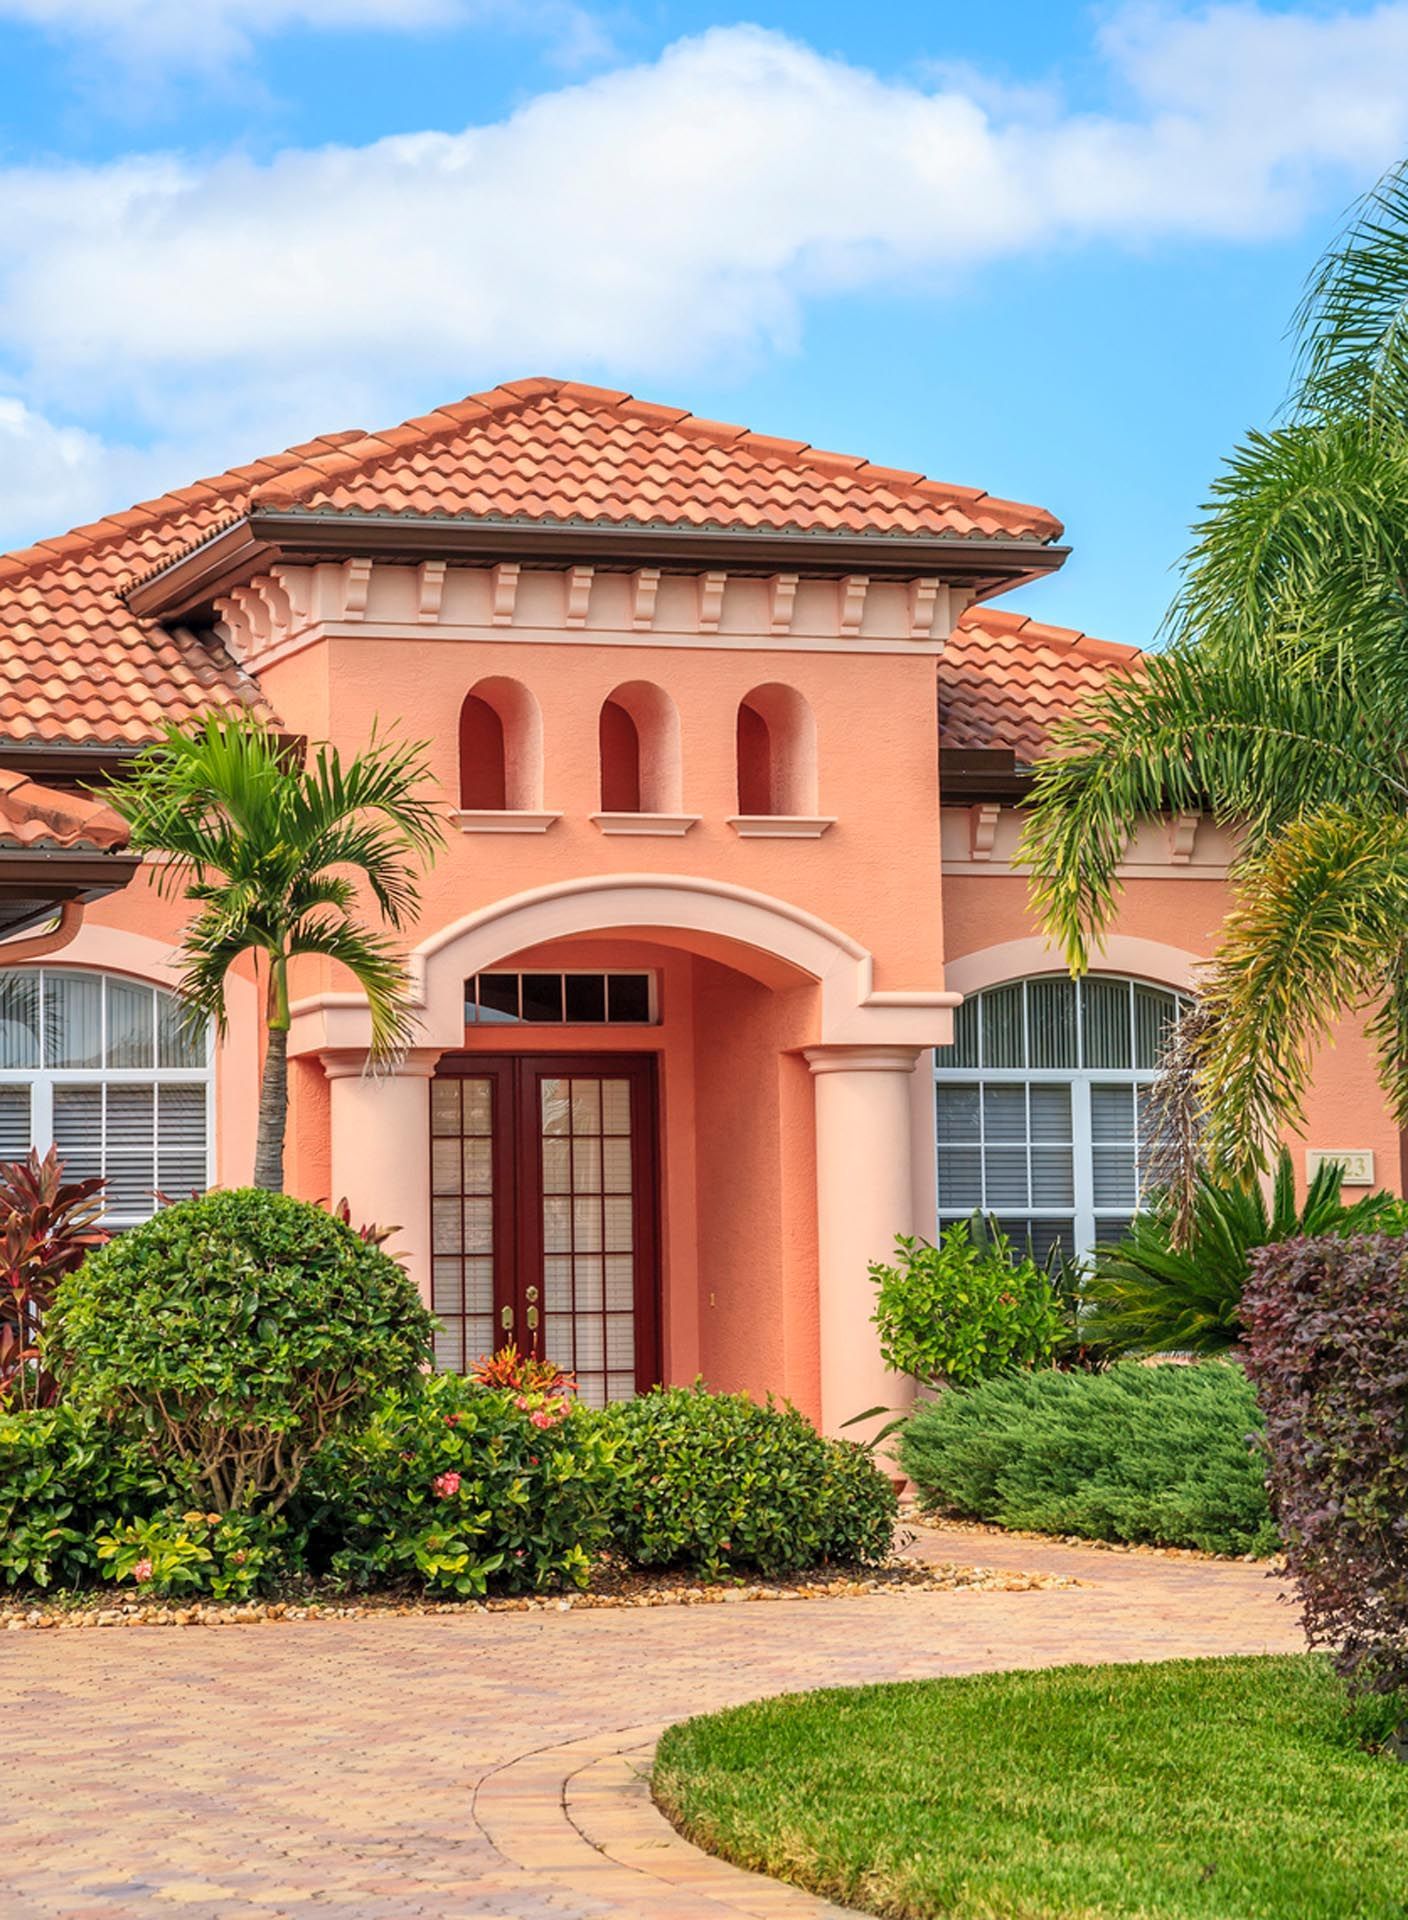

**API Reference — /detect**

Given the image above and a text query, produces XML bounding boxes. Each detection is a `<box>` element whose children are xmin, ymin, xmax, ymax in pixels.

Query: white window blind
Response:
<box><xmin>936</xmin><ymin>975</ymin><xmax>1190</xmax><ymax>1263</ymax></box>
<box><xmin>0</xmin><ymin>969</ymin><xmax>212</xmax><ymax>1224</ymax></box>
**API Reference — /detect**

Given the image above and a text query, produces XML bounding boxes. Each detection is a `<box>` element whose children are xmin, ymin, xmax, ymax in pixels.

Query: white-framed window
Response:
<box><xmin>935</xmin><ymin>974</ymin><xmax>1193</xmax><ymax>1264</ymax></box>
<box><xmin>0</xmin><ymin>969</ymin><xmax>213</xmax><ymax>1227</ymax></box>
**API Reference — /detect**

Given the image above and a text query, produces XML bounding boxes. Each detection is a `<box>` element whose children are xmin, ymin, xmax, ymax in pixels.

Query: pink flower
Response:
<box><xmin>432</xmin><ymin>1471</ymin><xmax>462</xmax><ymax>1499</ymax></box>
<box><xmin>132</xmin><ymin>1558</ymin><xmax>154</xmax><ymax>1584</ymax></box>
<box><xmin>514</xmin><ymin>1394</ymin><xmax>532</xmax><ymax>1412</ymax></box>
<box><xmin>529</xmin><ymin>1410</ymin><xmax>554</xmax><ymax>1430</ymax></box>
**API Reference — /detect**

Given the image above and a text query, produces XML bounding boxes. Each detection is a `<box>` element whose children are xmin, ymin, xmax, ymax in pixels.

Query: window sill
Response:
<box><xmin>728</xmin><ymin>815</ymin><xmax>836</xmax><ymax>839</ymax></box>
<box><xmin>591</xmin><ymin>812</ymin><xmax>700</xmax><ymax>837</ymax></box>
<box><xmin>453</xmin><ymin>809</ymin><xmax>562</xmax><ymax>834</ymax></box>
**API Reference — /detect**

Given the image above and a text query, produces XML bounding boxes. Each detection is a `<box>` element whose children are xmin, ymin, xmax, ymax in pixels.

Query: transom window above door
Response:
<box><xmin>934</xmin><ymin>974</ymin><xmax>1194</xmax><ymax>1264</ymax></box>
<box><xmin>465</xmin><ymin>971</ymin><xmax>657</xmax><ymax>1026</ymax></box>
<box><xmin>0</xmin><ymin>968</ymin><xmax>212</xmax><ymax>1226</ymax></box>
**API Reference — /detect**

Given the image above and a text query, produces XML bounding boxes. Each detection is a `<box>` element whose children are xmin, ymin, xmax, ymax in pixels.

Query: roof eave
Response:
<box><xmin>125</xmin><ymin>508</ymin><xmax>1070</xmax><ymax>622</ymax></box>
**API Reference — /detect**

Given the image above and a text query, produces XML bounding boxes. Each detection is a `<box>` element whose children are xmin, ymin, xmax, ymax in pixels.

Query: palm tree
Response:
<box><xmin>103</xmin><ymin>714</ymin><xmax>442</xmax><ymax>1190</ymax></box>
<box><xmin>1021</xmin><ymin>158</ymin><xmax>1408</xmax><ymax>1178</ymax></box>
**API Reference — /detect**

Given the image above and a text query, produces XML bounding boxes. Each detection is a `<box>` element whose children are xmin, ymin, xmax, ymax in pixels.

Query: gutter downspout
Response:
<box><xmin>0</xmin><ymin>899</ymin><xmax>85</xmax><ymax>966</ymax></box>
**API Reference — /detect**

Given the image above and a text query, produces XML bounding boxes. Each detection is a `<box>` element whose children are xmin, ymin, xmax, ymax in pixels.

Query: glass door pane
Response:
<box><xmin>429</xmin><ymin>1073</ymin><xmax>498</xmax><ymax>1371</ymax></box>
<box><xmin>539</xmin><ymin>1074</ymin><xmax>637</xmax><ymax>1409</ymax></box>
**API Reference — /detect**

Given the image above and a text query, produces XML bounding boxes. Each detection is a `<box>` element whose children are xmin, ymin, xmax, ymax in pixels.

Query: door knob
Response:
<box><xmin>526</xmin><ymin>1305</ymin><xmax>540</xmax><ymax>1332</ymax></box>
<box><xmin>500</xmin><ymin>1304</ymin><xmax>514</xmax><ymax>1332</ymax></box>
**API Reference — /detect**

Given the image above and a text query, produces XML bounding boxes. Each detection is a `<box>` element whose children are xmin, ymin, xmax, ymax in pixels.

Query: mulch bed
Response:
<box><xmin>1</xmin><ymin>1554</ymin><xmax>1078</xmax><ymax>1631</ymax></box>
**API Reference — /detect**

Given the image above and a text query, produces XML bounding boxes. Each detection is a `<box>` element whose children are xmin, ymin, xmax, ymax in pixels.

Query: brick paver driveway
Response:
<box><xmin>8</xmin><ymin>1528</ymin><xmax>1302</xmax><ymax>1920</ymax></box>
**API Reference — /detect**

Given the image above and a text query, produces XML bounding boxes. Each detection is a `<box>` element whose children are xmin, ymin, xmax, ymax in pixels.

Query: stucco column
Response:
<box><xmin>322</xmin><ymin>1049</ymin><xmax>441</xmax><ymax>1303</ymax></box>
<box><xmin>805</xmin><ymin>1045</ymin><xmax>922</xmax><ymax>1440</ymax></box>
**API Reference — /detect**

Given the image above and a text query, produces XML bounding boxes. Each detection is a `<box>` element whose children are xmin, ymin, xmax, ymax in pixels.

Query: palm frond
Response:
<box><xmin>1294</xmin><ymin>158</ymin><xmax>1408</xmax><ymax>425</ymax></box>
<box><xmin>1020</xmin><ymin>653</ymin><xmax>1408</xmax><ymax>970</ymax></box>
<box><xmin>290</xmin><ymin>915</ymin><xmax>419</xmax><ymax>1061</ymax></box>
<box><xmin>1195</xmin><ymin>808</ymin><xmax>1408</xmax><ymax>1174</ymax></box>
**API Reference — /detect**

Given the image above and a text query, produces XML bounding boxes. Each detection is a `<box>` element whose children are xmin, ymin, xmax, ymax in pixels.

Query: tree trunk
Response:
<box><xmin>253</xmin><ymin>1026</ymin><xmax>288</xmax><ymax>1191</ymax></box>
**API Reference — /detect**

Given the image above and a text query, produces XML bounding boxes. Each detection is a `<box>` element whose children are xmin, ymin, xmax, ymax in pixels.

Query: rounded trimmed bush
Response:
<box><xmin>47</xmin><ymin>1188</ymin><xmax>435</xmax><ymax>1514</ymax></box>
<box><xmin>306</xmin><ymin>1371</ymin><xmax>619</xmax><ymax>1595</ymax></box>
<box><xmin>601</xmin><ymin>1384</ymin><xmax>897</xmax><ymax>1577</ymax></box>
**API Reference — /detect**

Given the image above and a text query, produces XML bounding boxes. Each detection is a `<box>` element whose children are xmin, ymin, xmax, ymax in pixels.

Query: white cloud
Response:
<box><xmin>4</xmin><ymin>6</ymin><xmax>1408</xmax><ymax>543</ymax></box>
<box><xmin>0</xmin><ymin>0</ymin><xmax>610</xmax><ymax>72</ymax></box>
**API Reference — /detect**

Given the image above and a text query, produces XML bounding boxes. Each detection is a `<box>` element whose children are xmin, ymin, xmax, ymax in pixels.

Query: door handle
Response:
<box><xmin>500</xmin><ymin>1304</ymin><xmax>514</xmax><ymax>1333</ymax></box>
<box><xmin>526</xmin><ymin>1305</ymin><xmax>540</xmax><ymax>1332</ymax></box>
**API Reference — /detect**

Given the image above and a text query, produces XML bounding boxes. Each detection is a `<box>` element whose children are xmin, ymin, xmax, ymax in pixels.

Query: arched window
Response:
<box><xmin>736</xmin><ymin>683</ymin><xmax>817</xmax><ymax>816</ymax></box>
<box><xmin>0</xmin><ymin>968</ymin><xmax>212</xmax><ymax>1226</ymax></box>
<box><xmin>598</xmin><ymin>681</ymin><xmax>681</xmax><ymax>814</ymax></box>
<box><xmin>459</xmin><ymin>678</ymin><xmax>542</xmax><ymax>811</ymax></box>
<box><xmin>934</xmin><ymin>974</ymin><xmax>1193</xmax><ymax>1263</ymax></box>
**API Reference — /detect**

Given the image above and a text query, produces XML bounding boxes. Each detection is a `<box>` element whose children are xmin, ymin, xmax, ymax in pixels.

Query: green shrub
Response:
<box><xmin>306</xmin><ymin>1372</ymin><xmax>618</xmax><ymax>1596</ymax></box>
<box><xmin>96</xmin><ymin>1506</ymin><xmax>300</xmax><ymax>1599</ymax></box>
<box><xmin>1083</xmin><ymin>1148</ymin><xmax>1399</xmax><ymax>1358</ymax></box>
<box><xmin>47</xmin><ymin>1188</ymin><xmax>434</xmax><ymax>1515</ymax></box>
<box><xmin>868</xmin><ymin>1226</ymin><xmax>1063</xmax><ymax>1387</ymax></box>
<box><xmin>0</xmin><ymin>1403</ymin><xmax>171</xmax><ymax>1589</ymax></box>
<box><xmin>601</xmin><ymin>1385</ymin><xmax>897</xmax><ymax>1577</ymax></box>
<box><xmin>899</xmin><ymin>1362</ymin><xmax>1276</xmax><ymax>1556</ymax></box>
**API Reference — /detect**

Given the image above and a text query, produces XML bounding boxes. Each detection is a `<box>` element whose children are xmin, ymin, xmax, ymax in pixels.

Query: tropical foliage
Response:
<box><xmin>0</xmin><ymin>1149</ymin><xmax>106</xmax><ymax>1410</ymax></box>
<box><xmin>1020</xmin><ymin>159</ymin><xmax>1408</xmax><ymax>1176</ymax></box>
<box><xmin>1082</xmin><ymin>1148</ymin><xmax>1401</xmax><ymax>1357</ymax></box>
<box><xmin>1245</xmin><ymin>1233</ymin><xmax>1408</xmax><ymax>1707</ymax></box>
<box><xmin>868</xmin><ymin>1223</ymin><xmax>1063</xmax><ymax>1388</ymax></box>
<box><xmin>101</xmin><ymin>713</ymin><xmax>441</xmax><ymax>1189</ymax></box>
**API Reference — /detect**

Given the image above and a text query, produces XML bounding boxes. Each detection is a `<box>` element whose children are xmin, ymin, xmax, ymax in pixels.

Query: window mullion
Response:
<box><xmin>1071</xmin><ymin>1077</ymin><xmax>1095</xmax><ymax>1257</ymax></box>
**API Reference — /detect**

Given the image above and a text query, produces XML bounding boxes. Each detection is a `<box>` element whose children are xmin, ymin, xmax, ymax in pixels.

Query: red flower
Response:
<box><xmin>432</xmin><ymin>1471</ymin><xmax>462</xmax><ymax>1498</ymax></box>
<box><xmin>445</xmin><ymin>1413</ymin><xmax>461</xmax><ymax>1428</ymax></box>
<box><xmin>132</xmin><ymin>1558</ymin><xmax>154</xmax><ymax>1584</ymax></box>
<box><xmin>529</xmin><ymin>1409</ymin><xmax>554</xmax><ymax>1430</ymax></box>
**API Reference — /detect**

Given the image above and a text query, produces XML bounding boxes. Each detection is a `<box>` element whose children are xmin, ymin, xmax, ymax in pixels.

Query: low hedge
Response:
<box><xmin>306</xmin><ymin>1371</ymin><xmax>618</xmax><ymax>1597</ymax></box>
<box><xmin>899</xmin><ymin>1362</ymin><xmax>1276</xmax><ymax>1557</ymax></box>
<box><xmin>600</xmin><ymin>1384</ymin><xmax>897</xmax><ymax>1577</ymax></box>
<box><xmin>0</xmin><ymin>1377</ymin><xmax>900</xmax><ymax>1598</ymax></box>
<box><xmin>0</xmin><ymin>1403</ymin><xmax>172</xmax><ymax>1590</ymax></box>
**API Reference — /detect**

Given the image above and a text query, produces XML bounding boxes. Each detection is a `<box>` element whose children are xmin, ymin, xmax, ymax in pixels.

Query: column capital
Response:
<box><xmin>803</xmin><ymin>1044</ymin><xmax>924</xmax><ymax>1077</ymax></box>
<box><xmin>320</xmin><ymin>1046</ymin><xmax>443</xmax><ymax>1082</ymax></box>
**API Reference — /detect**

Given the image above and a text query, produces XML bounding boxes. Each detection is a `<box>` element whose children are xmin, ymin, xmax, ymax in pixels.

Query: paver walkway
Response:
<box><xmin>8</xmin><ymin>1527</ymin><xmax>1302</xmax><ymax>1920</ymax></box>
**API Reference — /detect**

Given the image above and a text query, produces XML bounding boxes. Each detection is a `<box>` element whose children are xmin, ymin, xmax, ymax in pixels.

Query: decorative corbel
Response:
<box><xmin>417</xmin><ymin>561</ymin><xmax>447</xmax><ymax>623</ymax></box>
<box><xmin>698</xmin><ymin>571</ymin><xmax>727</xmax><ymax>633</ymax></box>
<box><xmin>341</xmin><ymin>558</ymin><xmax>373</xmax><ymax>621</ymax></box>
<box><xmin>1168</xmin><ymin>811</ymin><xmax>1202</xmax><ymax>864</ymax></box>
<box><xmin>490</xmin><ymin>562</ymin><xmax>521</xmax><ymax>627</ymax></box>
<box><xmin>630</xmin><ymin>568</ymin><xmax>660</xmax><ymax>631</ymax></box>
<box><xmin>564</xmin><ymin>566</ymin><xmax>595</xmax><ymax>629</ymax></box>
<box><xmin>969</xmin><ymin>802</ymin><xmax>1002</xmax><ymax>861</ymax></box>
<box><xmin>839</xmin><ymin>575</ymin><xmax>869</xmax><ymax>636</ymax></box>
<box><xmin>908</xmin><ymin>577</ymin><xmax>942</xmax><ymax>640</ymax></box>
<box><xmin>768</xmin><ymin>573</ymin><xmax>799</xmax><ymax>636</ymax></box>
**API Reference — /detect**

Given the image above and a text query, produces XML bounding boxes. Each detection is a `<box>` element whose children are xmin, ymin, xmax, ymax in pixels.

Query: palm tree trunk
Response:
<box><xmin>254</xmin><ymin>952</ymin><xmax>291</xmax><ymax>1192</ymax></box>
<box><xmin>253</xmin><ymin>1027</ymin><xmax>288</xmax><ymax>1191</ymax></box>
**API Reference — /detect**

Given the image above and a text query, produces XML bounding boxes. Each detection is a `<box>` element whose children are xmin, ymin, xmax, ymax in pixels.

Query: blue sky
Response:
<box><xmin>0</xmin><ymin>2</ymin><xmax>1405</xmax><ymax>645</ymax></box>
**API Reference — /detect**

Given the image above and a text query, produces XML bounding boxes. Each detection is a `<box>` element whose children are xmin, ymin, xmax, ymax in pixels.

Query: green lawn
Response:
<box><xmin>652</xmin><ymin>1656</ymin><xmax>1408</xmax><ymax>1919</ymax></box>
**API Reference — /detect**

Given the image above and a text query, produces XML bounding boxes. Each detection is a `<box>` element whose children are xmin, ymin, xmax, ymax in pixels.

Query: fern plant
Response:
<box><xmin>1081</xmin><ymin>1149</ymin><xmax>1399</xmax><ymax>1357</ymax></box>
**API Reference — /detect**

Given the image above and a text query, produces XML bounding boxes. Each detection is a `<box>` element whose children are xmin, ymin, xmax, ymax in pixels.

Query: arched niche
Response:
<box><xmin>599</xmin><ymin>681</ymin><xmax>682</xmax><ymax>814</ymax></box>
<box><xmin>458</xmin><ymin>677</ymin><xmax>543</xmax><ymax>811</ymax></box>
<box><xmin>736</xmin><ymin>683</ymin><xmax>818</xmax><ymax>816</ymax></box>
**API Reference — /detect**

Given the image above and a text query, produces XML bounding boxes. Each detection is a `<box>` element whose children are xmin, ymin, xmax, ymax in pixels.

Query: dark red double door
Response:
<box><xmin>429</xmin><ymin>1053</ymin><xmax>659</xmax><ymax>1406</ymax></box>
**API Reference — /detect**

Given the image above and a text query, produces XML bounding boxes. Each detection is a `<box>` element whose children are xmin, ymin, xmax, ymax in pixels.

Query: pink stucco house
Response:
<box><xmin>0</xmin><ymin>379</ymin><xmax>1396</xmax><ymax>1433</ymax></box>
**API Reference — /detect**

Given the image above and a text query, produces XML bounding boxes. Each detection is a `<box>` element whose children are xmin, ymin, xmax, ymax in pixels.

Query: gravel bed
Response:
<box><xmin>1</xmin><ymin>1555</ymin><xmax>1077</xmax><ymax>1631</ymax></box>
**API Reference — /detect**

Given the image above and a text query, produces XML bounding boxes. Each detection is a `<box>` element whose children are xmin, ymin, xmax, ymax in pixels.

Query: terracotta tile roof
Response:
<box><xmin>246</xmin><ymin>377</ymin><xmax>1064</xmax><ymax>543</ymax></box>
<box><xmin>0</xmin><ymin>768</ymin><xmax>129</xmax><ymax>852</ymax></box>
<box><xmin>940</xmin><ymin>606</ymin><xmax>1143</xmax><ymax>763</ymax></box>
<box><xmin>0</xmin><ymin>377</ymin><xmax>1064</xmax><ymax>748</ymax></box>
